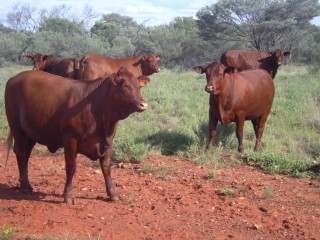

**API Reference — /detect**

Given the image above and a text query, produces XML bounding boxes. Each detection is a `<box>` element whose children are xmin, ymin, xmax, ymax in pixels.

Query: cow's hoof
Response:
<box><xmin>110</xmin><ymin>195</ymin><xmax>119</xmax><ymax>202</ymax></box>
<box><xmin>20</xmin><ymin>184</ymin><xmax>33</xmax><ymax>193</ymax></box>
<box><xmin>64</xmin><ymin>197</ymin><xmax>75</xmax><ymax>205</ymax></box>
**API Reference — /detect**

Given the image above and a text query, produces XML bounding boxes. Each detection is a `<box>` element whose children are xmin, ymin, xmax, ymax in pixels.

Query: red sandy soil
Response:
<box><xmin>0</xmin><ymin>143</ymin><xmax>319</xmax><ymax>240</ymax></box>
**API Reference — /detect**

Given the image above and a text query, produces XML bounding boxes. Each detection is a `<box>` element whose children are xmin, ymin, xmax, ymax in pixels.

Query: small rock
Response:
<box><xmin>252</xmin><ymin>224</ymin><xmax>261</xmax><ymax>230</ymax></box>
<box><xmin>259</xmin><ymin>206</ymin><xmax>268</xmax><ymax>212</ymax></box>
<box><xmin>118</xmin><ymin>162</ymin><xmax>125</xmax><ymax>169</ymax></box>
<box><xmin>94</xmin><ymin>170</ymin><xmax>101</xmax><ymax>174</ymax></box>
<box><xmin>87</xmin><ymin>214</ymin><xmax>94</xmax><ymax>219</ymax></box>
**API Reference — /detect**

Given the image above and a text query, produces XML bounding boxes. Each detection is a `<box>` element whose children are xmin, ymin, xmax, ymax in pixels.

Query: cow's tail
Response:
<box><xmin>5</xmin><ymin>131</ymin><xmax>13</xmax><ymax>168</ymax></box>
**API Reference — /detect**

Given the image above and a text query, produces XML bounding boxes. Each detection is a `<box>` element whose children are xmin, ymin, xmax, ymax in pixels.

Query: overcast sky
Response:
<box><xmin>0</xmin><ymin>0</ymin><xmax>215</xmax><ymax>26</ymax></box>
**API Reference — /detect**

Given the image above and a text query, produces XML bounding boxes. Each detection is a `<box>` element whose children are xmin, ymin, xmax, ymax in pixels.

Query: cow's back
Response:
<box><xmin>221</xmin><ymin>50</ymin><xmax>271</xmax><ymax>71</ymax></box>
<box><xmin>79</xmin><ymin>54</ymin><xmax>125</xmax><ymax>80</ymax></box>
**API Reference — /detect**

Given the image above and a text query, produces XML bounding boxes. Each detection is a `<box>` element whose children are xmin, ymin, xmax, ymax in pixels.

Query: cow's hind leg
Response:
<box><xmin>236</xmin><ymin>116</ymin><xmax>245</xmax><ymax>153</ymax></box>
<box><xmin>63</xmin><ymin>138</ymin><xmax>77</xmax><ymax>205</ymax></box>
<box><xmin>13</xmin><ymin>135</ymin><xmax>36</xmax><ymax>192</ymax></box>
<box><xmin>252</xmin><ymin>115</ymin><xmax>268</xmax><ymax>151</ymax></box>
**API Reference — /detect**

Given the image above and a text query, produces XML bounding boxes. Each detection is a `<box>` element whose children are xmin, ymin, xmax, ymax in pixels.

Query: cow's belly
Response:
<box><xmin>77</xmin><ymin>137</ymin><xmax>106</xmax><ymax>160</ymax></box>
<box><xmin>219</xmin><ymin>111</ymin><xmax>235</xmax><ymax>125</ymax></box>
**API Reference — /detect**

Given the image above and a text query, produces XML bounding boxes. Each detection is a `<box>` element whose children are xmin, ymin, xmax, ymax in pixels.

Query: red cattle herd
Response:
<box><xmin>5</xmin><ymin>67</ymin><xmax>149</xmax><ymax>204</ymax></box>
<box><xmin>5</xmin><ymin>49</ymin><xmax>284</xmax><ymax>203</ymax></box>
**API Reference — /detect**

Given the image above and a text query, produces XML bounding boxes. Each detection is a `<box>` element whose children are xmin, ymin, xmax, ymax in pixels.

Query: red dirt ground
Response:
<box><xmin>1</xmin><ymin>142</ymin><xmax>319</xmax><ymax>240</ymax></box>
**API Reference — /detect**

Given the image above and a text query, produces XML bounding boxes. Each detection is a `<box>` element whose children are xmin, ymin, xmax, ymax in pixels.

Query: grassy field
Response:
<box><xmin>0</xmin><ymin>64</ymin><xmax>319</xmax><ymax>177</ymax></box>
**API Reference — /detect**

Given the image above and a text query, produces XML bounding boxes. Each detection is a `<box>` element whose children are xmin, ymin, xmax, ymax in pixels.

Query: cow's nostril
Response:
<box><xmin>139</xmin><ymin>102</ymin><xmax>148</xmax><ymax>110</ymax></box>
<box><xmin>205</xmin><ymin>85</ymin><xmax>213</xmax><ymax>93</ymax></box>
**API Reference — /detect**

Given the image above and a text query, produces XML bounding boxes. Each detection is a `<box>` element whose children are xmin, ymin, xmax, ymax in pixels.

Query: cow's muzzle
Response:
<box><xmin>137</xmin><ymin>101</ymin><xmax>148</xmax><ymax>111</ymax></box>
<box><xmin>205</xmin><ymin>85</ymin><xmax>214</xmax><ymax>93</ymax></box>
<box><xmin>156</xmin><ymin>68</ymin><xmax>161</xmax><ymax>72</ymax></box>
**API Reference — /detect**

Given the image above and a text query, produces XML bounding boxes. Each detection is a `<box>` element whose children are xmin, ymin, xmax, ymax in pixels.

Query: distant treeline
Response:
<box><xmin>1</xmin><ymin>0</ymin><xmax>320</xmax><ymax>69</ymax></box>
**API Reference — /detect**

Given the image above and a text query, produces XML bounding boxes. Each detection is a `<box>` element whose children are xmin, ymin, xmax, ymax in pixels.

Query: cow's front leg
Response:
<box><xmin>207</xmin><ymin>110</ymin><xmax>218</xmax><ymax>150</ymax></box>
<box><xmin>100</xmin><ymin>137</ymin><xmax>118</xmax><ymax>201</ymax></box>
<box><xmin>63</xmin><ymin>138</ymin><xmax>78</xmax><ymax>205</ymax></box>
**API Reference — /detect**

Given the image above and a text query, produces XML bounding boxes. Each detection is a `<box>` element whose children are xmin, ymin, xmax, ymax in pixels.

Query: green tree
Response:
<box><xmin>91</xmin><ymin>13</ymin><xmax>138</xmax><ymax>48</ymax></box>
<box><xmin>38</xmin><ymin>17</ymin><xmax>84</xmax><ymax>36</ymax></box>
<box><xmin>196</xmin><ymin>0</ymin><xmax>320</xmax><ymax>51</ymax></box>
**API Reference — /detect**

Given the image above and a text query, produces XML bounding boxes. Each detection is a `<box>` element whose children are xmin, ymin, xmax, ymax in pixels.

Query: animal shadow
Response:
<box><xmin>147</xmin><ymin>130</ymin><xmax>194</xmax><ymax>155</ymax></box>
<box><xmin>194</xmin><ymin>121</ymin><xmax>236</xmax><ymax>148</ymax></box>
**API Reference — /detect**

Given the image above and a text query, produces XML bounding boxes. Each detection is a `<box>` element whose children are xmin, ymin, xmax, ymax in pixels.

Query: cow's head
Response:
<box><xmin>270</xmin><ymin>49</ymin><xmax>290</xmax><ymax>66</ymax></box>
<box><xmin>26</xmin><ymin>53</ymin><xmax>49</xmax><ymax>70</ymax></box>
<box><xmin>110</xmin><ymin>67</ymin><xmax>148</xmax><ymax>116</ymax></box>
<box><xmin>195</xmin><ymin>61</ymin><xmax>231</xmax><ymax>95</ymax></box>
<box><xmin>140</xmin><ymin>53</ymin><xmax>161</xmax><ymax>75</ymax></box>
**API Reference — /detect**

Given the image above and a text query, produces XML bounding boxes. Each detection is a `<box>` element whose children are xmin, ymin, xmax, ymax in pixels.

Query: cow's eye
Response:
<box><xmin>124</xmin><ymin>85</ymin><xmax>132</xmax><ymax>93</ymax></box>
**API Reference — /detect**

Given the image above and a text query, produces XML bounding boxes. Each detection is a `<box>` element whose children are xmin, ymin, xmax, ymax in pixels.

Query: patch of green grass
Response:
<box><xmin>158</xmin><ymin>164</ymin><xmax>173</xmax><ymax>179</ymax></box>
<box><xmin>0</xmin><ymin>225</ymin><xmax>21</xmax><ymax>240</ymax></box>
<box><xmin>0</xmin><ymin>206</ymin><xmax>16</xmax><ymax>215</ymax></box>
<box><xmin>263</xmin><ymin>186</ymin><xmax>275</xmax><ymax>197</ymax></box>
<box><xmin>219</xmin><ymin>188</ymin><xmax>235</xmax><ymax>196</ymax></box>
<box><xmin>244</xmin><ymin>150</ymin><xmax>316</xmax><ymax>178</ymax></box>
<box><xmin>141</xmin><ymin>163</ymin><xmax>154</xmax><ymax>174</ymax></box>
<box><xmin>207</xmin><ymin>168</ymin><xmax>216</xmax><ymax>178</ymax></box>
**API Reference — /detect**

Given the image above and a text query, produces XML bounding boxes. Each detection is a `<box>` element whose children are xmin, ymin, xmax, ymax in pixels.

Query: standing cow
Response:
<box><xmin>220</xmin><ymin>49</ymin><xmax>290</xmax><ymax>79</ymax></box>
<box><xmin>79</xmin><ymin>53</ymin><xmax>161</xmax><ymax>80</ymax></box>
<box><xmin>195</xmin><ymin>61</ymin><xmax>275</xmax><ymax>152</ymax></box>
<box><xmin>26</xmin><ymin>53</ymin><xmax>79</xmax><ymax>79</ymax></box>
<box><xmin>5</xmin><ymin>67</ymin><xmax>149</xmax><ymax>204</ymax></box>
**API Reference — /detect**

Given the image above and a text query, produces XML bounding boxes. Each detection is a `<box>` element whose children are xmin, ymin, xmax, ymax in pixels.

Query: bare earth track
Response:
<box><xmin>1</xmin><ymin>142</ymin><xmax>319</xmax><ymax>240</ymax></box>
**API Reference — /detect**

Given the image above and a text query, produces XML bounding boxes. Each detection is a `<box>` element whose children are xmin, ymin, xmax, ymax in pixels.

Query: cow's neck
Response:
<box><xmin>85</xmin><ymin>79</ymin><xmax>123</xmax><ymax>136</ymax></box>
<box><xmin>131</xmin><ymin>56</ymin><xmax>144</xmax><ymax>77</ymax></box>
<box><xmin>216</xmin><ymin>76</ymin><xmax>234</xmax><ymax>124</ymax></box>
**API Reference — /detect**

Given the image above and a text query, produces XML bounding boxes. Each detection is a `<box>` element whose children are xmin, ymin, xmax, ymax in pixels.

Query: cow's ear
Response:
<box><xmin>284</xmin><ymin>52</ymin><xmax>290</xmax><ymax>56</ymax></box>
<box><xmin>42</xmin><ymin>55</ymin><xmax>49</xmax><ymax>61</ymax></box>
<box><xmin>224</xmin><ymin>67</ymin><xmax>235</xmax><ymax>76</ymax></box>
<box><xmin>111</xmin><ymin>73</ymin><xmax>120</xmax><ymax>86</ymax></box>
<box><xmin>26</xmin><ymin>55</ymin><xmax>33</xmax><ymax>61</ymax></box>
<box><xmin>156</xmin><ymin>55</ymin><xmax>161</xmax><ymax>61</ymax></box>
<box><xmin>194</xmin><ymin>66</ymin><xmax>205</xmax><ymax>74</ymax></box>
<box><xmin>138</xmin><ymin>76</ymin><xmax>150</xmax><ymax>88</ymax></box>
